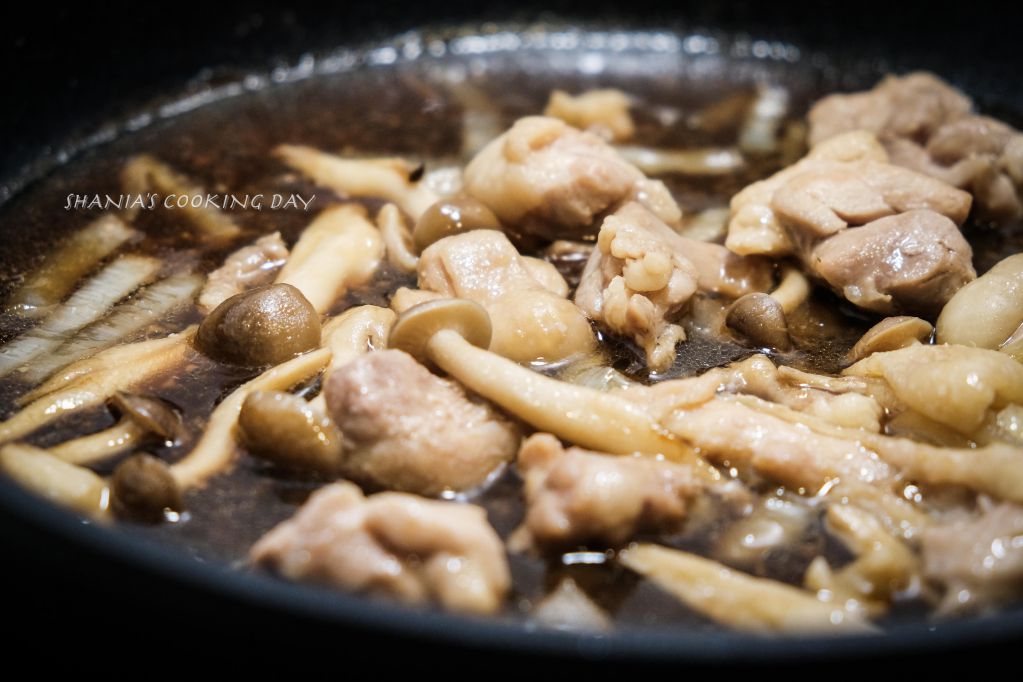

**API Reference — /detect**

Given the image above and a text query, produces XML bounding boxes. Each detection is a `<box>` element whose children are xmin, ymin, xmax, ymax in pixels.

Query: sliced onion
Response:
<box><xmin>0</xmin><ymin>255</ymin><xmax>160</xmax><ymax>378</ymax></box>
<box><xmin>20</xmin><ymin>273</ymin><xmax>202</xmax><ymax>384</ymax></box>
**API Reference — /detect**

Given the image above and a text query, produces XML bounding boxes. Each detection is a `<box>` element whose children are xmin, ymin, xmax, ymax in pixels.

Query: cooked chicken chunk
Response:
<box><xmin>809</xmin><ymin>72</ymin><xmax>1023</xmax><ymax>224</ymax></box>
<box><xmin>324</xmin><ymin>350</ymin><xmax>520</xmax><ymax>496</ymax></box>
<box><xmin>513</xmin><ymin>433</ymin><xmax>700</xmax><ymax>550</ymax></box>
<box><xmin>922</xmin><ymin>503</ymin><xmax>1023</xmax><ymax>614</ymax></box>
<box><xmin>251</xmin><ymin>481</ymin><xmax>510</xmax><ymax>615</ymax></box>
<box><xmin>463</xmin><ymin>116</ymin><xmax>680</xmax><ymax>240</ymax></box>
<box><xmin>575</xmin><ymin>202</ymin><xmax>770</xmax><ymax>370</ymax></box>
<box><xmin>727</xmin><ymin>130</ymin><xmax>974</xmax><ymax>314</ymax></box>
<box><xmin>197</xmin><ymin>232</ymin><xmax>289</xmax><ymax>313</ymax></box>
<box><xmin>809</xmin><ymin>210</ymin><xmax>976</xmax><ymax>316</ymax></box>
<box><xmin>418</xmin><ymin>230</ymin><xmax>595</xmax><ymax>362</ymax></box>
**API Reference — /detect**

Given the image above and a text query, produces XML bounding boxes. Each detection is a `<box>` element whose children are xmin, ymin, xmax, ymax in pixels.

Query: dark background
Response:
<box><xmin>2</xmin><ymin>0</ymin><xmax>1022</xmax><ymax>671</ymax></box>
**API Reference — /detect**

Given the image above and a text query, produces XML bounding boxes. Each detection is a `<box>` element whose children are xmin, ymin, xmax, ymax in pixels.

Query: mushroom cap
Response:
<box><xmin>110</xmin><ymin>392</ymin><xmax>183</xmax><ymax>442</ymax></box>
<box><xmin>726</xmin><ymin>293</ymin><xmax>792</xmax><ymax>351</ymax></box>
<box><xmin>847</xmin><ymin>315</ymin><xmax>933</xmax><ymax>364</ymax></box>
<box><xmin>111</xmin><ymin>454</ymin><xmax>183</xmax><ymax>522</ymax></box>
<box><xmin>388</xmin><ymin>298</ymin><xmax>492</xmax><ymax>363</ymax></box>
<box><xmin>412</xmin><ymin>197</ymin><xmax>502</xmax><ymax>253</ymax></box>
<box><xmin>238</xmin><ymin>390</ymin><xmax>343</xmax><ymax>473</ymax></box>
<box><xmin>195</xmin><ymin>283</ymin><xmax>321</xmax><ymax>368</ymax></box>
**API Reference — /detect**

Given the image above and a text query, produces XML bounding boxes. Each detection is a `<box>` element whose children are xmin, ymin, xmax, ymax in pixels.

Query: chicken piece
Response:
<box><xmin>728</xmin><ymin>129</ymin><xmax>974</xmax><ymax>315</ymax></box>
<box><xmin>575</xmin><ymin>202</ymin><xmax>770</xmax><ymax>371</ymax></box>
<box><xmin>808</xmin><ymin>72</ymin><xmax>972</xmax><ymax>147</ymax></box>
<box><xmin>463</xmin><ymin>116</ymin><xmax>680</xmax><ymax>240</ymax></box>
<box><xmin>845</xmin><ymin>343</ymin><xmax>1023</xmax><ymax>436</ymax></box>
<box><xmin>575</xmin><ymin>204</ymin><xmax>697</xmax><ymax>371</ymax></box>
<box><xmin>513</xmin><ymin>433</ymin><xmax>700</xmax><ymax>550</ymax></box>
<box><xmin>809</xmin><ymin>72</ymin><xmax>1023</xmax><ymax>224</ymax></box>
<box><xmin>251</xmin><ymin>481</ymin><xmax>510</xmax><ymax>615</ymax></box>
<box><xmin>809</xmin><ymin>210</ymin><xmax>976</xmax><ymax>316</ymax></box>
<box><xmin>543</xmin><ymin>89</ymin><xmax>635</xmax><ymax>142</ymax></box>
<box><xmin>418</xmin><ymin>230</ymin><xmax>595</xmax><ymax>362</ymax></box>
<box><xmin>324</xmin><ymin>350</ymin><xmax>519</xmax><ymax>496</ymax></box>
<box><xmin>197</xmin><ymin>233</ymin><xmax>289</xmax><ymax>313</ymax></box>
<box><xmin>922</xmin><ymin>503</ymin><xmax>1023</xmax><ymax>615</ymax></box>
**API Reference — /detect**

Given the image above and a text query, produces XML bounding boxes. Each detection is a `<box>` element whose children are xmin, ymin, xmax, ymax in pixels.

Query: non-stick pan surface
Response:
<box><xmin>2</xmin><ymin>1</ymin><xmax>1021</xmax><ymax>667</ymax></box>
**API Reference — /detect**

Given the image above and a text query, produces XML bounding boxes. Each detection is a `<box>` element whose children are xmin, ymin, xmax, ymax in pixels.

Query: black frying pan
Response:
<box><xmin>2</xmin><ymin>1</ymin><xmax>1021</xmax><ymax>668</ymax></box>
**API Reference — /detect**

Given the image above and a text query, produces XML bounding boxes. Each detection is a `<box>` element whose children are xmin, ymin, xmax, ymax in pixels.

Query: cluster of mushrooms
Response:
<box><xmin>1</xmin><ymin>72</ymin><xmax>1023</xmax><ymax>634</ymax></box>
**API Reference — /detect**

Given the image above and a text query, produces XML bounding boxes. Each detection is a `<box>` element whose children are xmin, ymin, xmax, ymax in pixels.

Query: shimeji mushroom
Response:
<box><xmin>47</xmin><ymin>392</ymin><xmax>183</xmax><ymax>466</ymax></box>
<box><xmin>376</xmin><ymin>204</ymin><xmax>419</xmax><ymax>273</ymax></box>
<box><xmin>726</xmin><ymin>266</ymin><xmax>810</xmax><ymax>350</ymax></box>
<box><xmin>110</xmin><ymin>454</ymin><xmax>183</xmax><ymax>521</ymax></box>
<box><xmin>274</xmin><ymin>205</ymin><xmax>384</xmax><ymax>314</ymax></box>
<box><xmin>0</xmin><ymin>444</ymin><xmax>110</xmax><ymax>519</ymax></box>
<box><xmin>411</xmin><ymin>196</ymin><xmax>502</xmax><ymax>253</ymax></box>
<box><xmin>846</xmin><ymin>316</ymin><xmax>933</xmax><ymax>364</ymax></box>
<box><xmin>387</xmin><ymin>299</ymin><xmax>687</xmax><ymax>459</ymax></box>
<box><xmin>195</xmin><ymin>283</ymin><xmax>322</xmax><ymax>367</ymax></box>
<box><xmin>238</xmin><ymin>391</ymin><xmax>343</xmax><ymax>474</ymax></box>
<box><xmin>169</xmin><ymin>347</ymin><xmax>331</xmax><ymax>490</ymax></box>
<box><xmin>618</xmin><ymin>543</ymin><xmax>872</xmax><ymax>634</ymax></box>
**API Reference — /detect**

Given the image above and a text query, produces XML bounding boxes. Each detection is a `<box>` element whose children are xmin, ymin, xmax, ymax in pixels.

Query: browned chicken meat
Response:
<box><xmin>576</xmin><ymin>202</ymin><xmax>771</xmax><ymax>370</ymax></box>
<box><xmin>251</xmin><ymin>481</ymin><xmax>511</xmax><ymax>615</ymax></box>
<box><xmin>197</xmin><ymin>232</ymin><xmax>289</xmax><ymax>313</ymax></box>
<box><xmin>922</xmin><ymin>503</ymin><xmax>1023</xmax><ymax>614</ymax></box>
<box><xmin>463</xmin><ymin>116</ymin><xmax>681</xmax><ymax>240</ymax></box>
<box><xmin>728</xmin><ymin>130</ymin><xmax>975</xmax><ymax>315</ymax></box>
<box><xmin>324</xmin><ymin>350</ymin><xmax>520</xmax><ymax>496</ymax></box>
<box><xmin>418</xmin><ymin>230</ymin><xmax>595</xmax><ymax>362</ymax></box>
<box><xmin>809</xmin><ymin>72</ymin><xmax>1023</xmax><ymax>224</ymax></box>
<box><xmin>513</xmin><ymin>433</ymin><xmax>701</xmax><ymax>550</ymax></box>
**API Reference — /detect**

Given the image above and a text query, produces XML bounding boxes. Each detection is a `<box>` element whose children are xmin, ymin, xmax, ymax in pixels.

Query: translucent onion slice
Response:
<box><xmin>276</xmin><ymin>145</ymin><xmax>438</xmax><ymax>220</ymax></box>
<box><xmin>0</xmin><ymin>255</ymin><xmax>160</xmax><ymax>378</ymax></box>
<box><xmin>616</xmin><ymin>145</ymin><xmax>745</xmax><ymax>176</ymax></box>
<box><xmin>7</xmin><ymin>214</ymin><xmax>138</xmax><ymax>316</ymax></box>
<box><xmin>121</xmin><ymin>155</ymin><xmax>240</xmax><ymax>242</ymax></box>
<box><xmin>20</xmin><ymin>273</ymin><xmax>202</xmax><ymax>384</ymax></box>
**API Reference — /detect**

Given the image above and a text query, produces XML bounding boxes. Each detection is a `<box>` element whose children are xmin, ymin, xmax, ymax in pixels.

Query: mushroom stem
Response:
<box><xmin>0</xmin><ymin>444</ymin><xmax>110</xmax><ymax>519</ymax></box>
<box><xmin>170</xmin><ymin>348</ymin><xmax>330</xmax><ymax>489</ymax></box>
<box><xmin>770</xmin><ymin>265</ymin><xmax>810</xmax><ymax>315</ymax></box>
<box><xmin>48</xmin><ymin>418</ymin><xmax>146</xmax><ymax>466</ymax></box>
<box><xmin>275</xmin><ymin>205</ymin><xmax>384</xmax><ymax>314</ymax></box>
<box><xmin>377</xmin><ymin>203</ymin><xmax>419</xmax><ymax>272</ymax></box>
<box><xmin>424</xmin><ymin>329</ymin><xmax>686</xmax><ymax>459</ymax></box>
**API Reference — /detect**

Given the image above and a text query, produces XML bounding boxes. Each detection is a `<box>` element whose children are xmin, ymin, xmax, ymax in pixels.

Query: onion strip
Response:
<box><xmin>20</xmin><ymin>273</ymin><xmax>202</xmax><ymax>384</ymax></box>
<box><xmin>6</xmin><ymin>214</ymin><xmax>138</xmax><ymax>316</ymax></box>
<box><xmin>0</xmin><ymin>256</ymin><xmax>160</xmax><ymax>378</ymax></box>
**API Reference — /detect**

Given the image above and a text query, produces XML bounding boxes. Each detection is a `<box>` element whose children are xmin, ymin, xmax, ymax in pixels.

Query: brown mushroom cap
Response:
<box><xmin>412</xmin><ymin>196</ymin><xmax>502</xmax><ymax>253</ymax></box>
<box><xmin>726</xmin><ymin>293</ymin><xmax>792</xmax><ymax>351</ymax></box>
<box><xmin>388</xmin><ymin>299</ymin><xmax>493</xmax><ymax>364</ymax></box>
<box><xmin>846</xmin><ymin>316</ymin><xmax>933</xmax><ymax>364</ymax></box>
<box><xmin>238</xmin><ymin>391</ymin><xmax>343</xmax><ymax>474</ymax></box>
<box><xmin>110</xmin><ymin>392</ymin><xmax>183</xmax><ymax>443</ymax></box>
<box><xmin>111</xmin><ymin>453</ymin><xmax>183</xmax><ymax>522</ymax></box>
<box><xmin>195</xmin><ymin>283</ymin><xmax>321</xmax><ymax>367</ymax></box>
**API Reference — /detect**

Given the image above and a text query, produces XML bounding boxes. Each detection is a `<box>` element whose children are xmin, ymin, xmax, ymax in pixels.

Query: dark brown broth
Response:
<box><xmin>1</xmin><ymin>32</ymin><xmax>1021</xmax><ymax>631</ymax></box>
